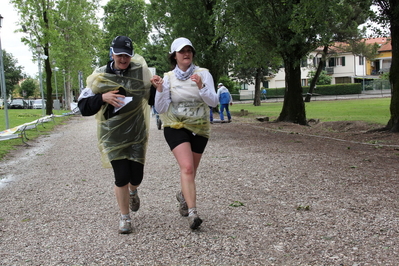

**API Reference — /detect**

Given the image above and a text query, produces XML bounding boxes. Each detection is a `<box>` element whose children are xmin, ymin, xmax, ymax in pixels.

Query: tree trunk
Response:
<box><xmin>305</xmin><ymin>45</ymin><xmax>328</xmax><ymax>102</ymax></box>
<box><xmin>44</xmin><ymin>46</ymin><xmax>53</xmax><ymax>115</ymax></box>
<box><xmin>42</xmin><ymin>9</ymin><xmax>53</xmax><ymax>115</ymax></box>
<box><xmin>253</xmin><ymin>67</ymin><xmax>262</xmax><ymax>106</ymax></box>
<box><xmin>387</xmin><ymin>2</ymin><xmax>399</xmax><ymax>132</ymax></box>
<box><xmin>277</xmin><ymin>58</ymin><xmax>307</xmax><ymax>125</ymax></box>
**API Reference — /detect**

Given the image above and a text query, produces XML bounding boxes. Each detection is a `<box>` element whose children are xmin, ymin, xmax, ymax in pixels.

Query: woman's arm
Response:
<box><xmin>153</xmin><ymin>75</ymin><xmax>171</xmax><ymax>114</ymax></box>
<box><xmin>197</xmin><ymin>71</ymin><xmax>218</xmax><ymax>107</ymax></box>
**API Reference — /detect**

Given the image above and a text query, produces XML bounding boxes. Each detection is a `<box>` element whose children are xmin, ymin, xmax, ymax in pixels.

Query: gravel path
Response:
<box><xmin>1</xmin><ymin>115</ymin><xmax>399</xmax><ymax>265</ymax></box>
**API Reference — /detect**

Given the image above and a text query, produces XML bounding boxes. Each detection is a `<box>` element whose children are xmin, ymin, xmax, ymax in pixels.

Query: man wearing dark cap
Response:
<box><xmin>78</xmin><ymin>36</ymin><xmax>154</xmax><ymax>234</ymax></box>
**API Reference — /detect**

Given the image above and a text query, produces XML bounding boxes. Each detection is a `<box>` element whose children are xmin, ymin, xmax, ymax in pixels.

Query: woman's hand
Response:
<box><xmin>151</xmin><ymin>75</ymin><xmax>164</xmax><ymax>92</ymax></box>
<box><xmin>102</xmin><ymin>90</ymin><xmax>125</xmax><ymax>107</ymax></box>
<box><xmin>190</xmin><ymin>74</ymin><xmax>203</xmax><ymax>89</ymax></box>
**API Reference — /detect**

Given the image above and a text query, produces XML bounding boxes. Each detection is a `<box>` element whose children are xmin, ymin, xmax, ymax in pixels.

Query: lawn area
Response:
<box><xmin>0</xmin><ymin>109</ymin><xmax>71</xmax><ymax>160</ymax></box>
<box><xmin>230</xmin><ymin>98</ymin><xmax>391</xmax><ymax>125</ymax></box>
<box><xmin>0</xmin><ymin>98</ymin><xmax>392</xmax><ymax>160</ymax></box>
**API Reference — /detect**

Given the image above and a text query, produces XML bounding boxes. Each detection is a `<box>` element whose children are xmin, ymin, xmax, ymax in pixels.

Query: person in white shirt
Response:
<box><xmin>151</xmin><ymin>37</ymin><xmax>218</xmax><ymax>230</ymax></box>
<box><xmin>216</xmin><ymin>83</ymin><xmax>233</xmax><ymax>123</ymax></box>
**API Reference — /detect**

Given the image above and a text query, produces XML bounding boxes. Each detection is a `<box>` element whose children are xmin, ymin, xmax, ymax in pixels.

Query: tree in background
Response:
<box><xmin>53</xmin><ymin>0</ymin><xmax>101</xmax><ymax>108</ymax></box>
<box><xmin>12</xmin><ymin>0</ymin><xmax>56</xmax><ymax>114</ymax></box>
<box><xmin>20</xmin><ymin>78</ymin><xmax>37</xmax><ymax>99</ymax></box>
<box><xmin>12</xmin><ymin>0</ymin><xmax>101</xmax><ymax>113</ymax></box>
<box><xmin>147</xmin><ymin>0</ymin><xmax>231</xmax><ymax>89</ymax></box>
<box><xmin>307</xmin><ymin>70</ymin><xmax>332</xmax><ymax>86</ymax></box>
<box><xmin>304</xmin><ymin>0</ymin><xmax>372</xmax><ymax>102</ymax></box>
<box><xmin>1</xmin><ymin>49</ymin><xmax>24</xmax><ymax>98</ymax></box>
<box><xmin>227</xmin><ymin>0</ymin><xmax>372</xmax><ymax>125</ymax></box>
<box><xmin>224</xmin><ymin>2</ymin><xmax>281</xmax><ymax>107</ymax></box>
<box><xmin>140</xmin><ymin>41</ymin><xmax>170</xmax><ymax>76</ymax></box>
<box><xmin>372</xmin><ymin>0</ymin><xmax>399</xmax><ymax>132</ymax></box>
<box><xmin>100</xmin><ymin>0</ymin><xmax>150</xmax><ymax>66</ymax></box>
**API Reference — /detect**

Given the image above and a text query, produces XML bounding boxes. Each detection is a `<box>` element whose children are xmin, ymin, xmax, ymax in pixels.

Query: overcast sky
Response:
<box><xmin>2</xmin><ymin>1</ymin><xmax>37</xmax><ymax>77</ymax></box>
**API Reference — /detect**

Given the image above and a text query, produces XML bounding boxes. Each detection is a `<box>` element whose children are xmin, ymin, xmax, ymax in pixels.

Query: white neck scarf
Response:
<box><xmin>173</xmin><ymin>64</ymin><xmax>196</xmax><ymax>81</ymax></box>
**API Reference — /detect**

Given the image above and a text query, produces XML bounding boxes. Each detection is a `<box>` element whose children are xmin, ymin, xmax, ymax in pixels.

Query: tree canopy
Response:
<box><xmin>147</xmin><ymin>0</ymin><xmax>231</xmax><ymax>87</ymax></box>
<box><xmin>100</xmin><ymin>0</ymin><xmax>150</xmax><ymax>66</ymax></box>
<box><xmin>20</xmin><ymin>78</ymin><xmax>37</xmax><ymax>99</ymax></box>
<box><xmin>11</xmin><ymin>0</ymin><xmax>101</xmax><ymax>113</ymax></box>
<box><xmin>225</xmin><ymin>0</ymin><xmax>372</xmax><ymax>124</ymax></box>
<box><xmin>1</xmin><ymin>49</ymin><xmax>24</xmax><ymax>98</ymax></box>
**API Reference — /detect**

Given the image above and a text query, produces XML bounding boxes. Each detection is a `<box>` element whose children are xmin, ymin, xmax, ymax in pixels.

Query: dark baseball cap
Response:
<box><xmin>110</xmin><ymin>36</ymin><xmax>134</xmax><ymax>57</ymax></box>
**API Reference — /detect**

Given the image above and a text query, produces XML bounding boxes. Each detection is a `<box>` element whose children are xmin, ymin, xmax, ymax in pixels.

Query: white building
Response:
<box><xmin>239</xmin><ymin>39</ymin><xmax>390</xmax><ymax>97</ymax></box>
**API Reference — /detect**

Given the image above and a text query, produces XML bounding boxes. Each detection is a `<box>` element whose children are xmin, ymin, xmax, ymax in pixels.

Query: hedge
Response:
<box><xmin>265</xmin><ymin>83</ymin><xmax>362</xmax><ymax>97</ymax></box>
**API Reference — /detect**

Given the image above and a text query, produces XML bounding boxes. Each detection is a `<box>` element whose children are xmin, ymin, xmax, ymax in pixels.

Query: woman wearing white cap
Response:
<box><xmin>151</xmin><ymin>37</ymin><xmax>218</xmax><ymax>230</ymax></box>
<box><xmin>78</xmin><ymin>36</ymin><xmax>153</xmax><ymax>234</ymax></box>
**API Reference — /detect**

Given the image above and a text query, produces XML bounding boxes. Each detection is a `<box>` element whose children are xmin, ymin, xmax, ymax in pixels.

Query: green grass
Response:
<box><xmin>0</xmin><ymin>98</ymin><xmax>392</xmax><ymax>160</ymax></box>
<box><xmin>0</xmin><ymin>109</ymin><xmax>70</xmax><ymax>160</ymax></box>
<box><xmin>230</xmin><ymin>98</ymin><xmax>391</xmax><ymax>125</ymax></box>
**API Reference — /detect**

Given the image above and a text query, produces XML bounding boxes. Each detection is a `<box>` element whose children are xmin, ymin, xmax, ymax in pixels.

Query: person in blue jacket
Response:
<box><xmin>217</xmin><ymin>83</ymin><xmax>233</xmax><ymax>123</ymax></box>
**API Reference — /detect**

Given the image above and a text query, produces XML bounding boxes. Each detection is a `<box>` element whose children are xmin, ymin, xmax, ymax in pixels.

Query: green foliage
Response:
<box><xmin>2</xmin><ymin>50</ymin><xmax>24</xmax><ymax>97</ymax></box>
<box><xmin>307</xmin><ymin>70</ymin><xmax>332</xmax><ymax>85</ymax></box>
<box><xmin>147</xmin><ymin>0</ymin><xmax>231</xmax><ymax>87</ymax></box>
<box><xmin>101</xmin><ymin>0</ymin><xmax>150</xmax><ymax>66</ymax></box>
<box><xmin>265</xmin><ymin>88</ymin><xmax>286</xmax><ymax>97</ymax></box>
<box><xmin>304</xmin><ymin>83</ymin><xmax>362</xmax><ymax>95</ymax></box>
<box><xmin>380</xmin><ymin>72</ymin><xmax>389</xmax><ymax>80</ymax></box>
<box><xmin>338</xmin><ymin>40</ymin><xmax>380</xmax><ymax>59</ymax></box>
<box><xmin>20</xmin><ymin>78</ymin><xmax>37</xmax><ymax>98</ymax></box>
<box><xmin>266</xmin><ymin>83</ymin><xmax>362</xmax><ymax>97</ymax></box>
<box><xmin>225</xmin><ymin>0</ymin><xmax>372</xmax><ymax>123</ymax></box>
<box><xmin>141</xmin><ymin>42</ymin><xmax>170</xmax><ymax>75</ymax></box>
<box><xmin>11</xmin><ymin>0</ymin><xmax>102</xmax><ymax>114</ymax></box>
<box><xmin>218</xmin><ymin>76</ymin><xmax>240</xmax><ymax>94</ymax></box>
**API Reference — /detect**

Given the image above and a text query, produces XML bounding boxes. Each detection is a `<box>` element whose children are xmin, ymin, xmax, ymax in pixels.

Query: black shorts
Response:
<box><xmin>111</xmin><ymin>159</ymin><xmax>144</xmax><ymax>187</ymax></box>
<box><xmin>164</xmin><ymin>127</ymin><xmax>208</xmax><ymax>154</ymax></box>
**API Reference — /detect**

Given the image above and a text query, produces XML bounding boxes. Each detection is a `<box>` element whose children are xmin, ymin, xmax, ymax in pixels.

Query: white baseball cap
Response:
<box><xmin>169</xmin><ymin>37</ymin><xmax>195</xmax><ymax>54</ymax></box>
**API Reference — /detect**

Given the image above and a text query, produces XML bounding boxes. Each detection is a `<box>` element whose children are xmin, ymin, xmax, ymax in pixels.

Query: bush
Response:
<box><xmin>218</xmin><ymin>76</ymin><xmax>240</xmax><ymax>94</ymax></box>
<box><xmin>264</xmin><ymin>83</ymin><xmax>362</xmax><ymax>97</ymax></box>
<box><xmin>303</xmin><ymin>83</ymin><xmax>362</xmax><ymax>95</ymax></box>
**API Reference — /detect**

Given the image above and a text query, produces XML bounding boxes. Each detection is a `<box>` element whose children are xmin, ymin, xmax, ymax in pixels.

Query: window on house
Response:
<box><xmin>301</xmin><ymin>79</ymin><xmax>307</xmax><ymax>86</ymax></box>
<box><xmin>359</xmin><ymin>56</ymin><xmax>364</xmax><ymax>65</ymax></box>
<box><xmin>342</xmin><ymin>56</ymin><xmax>345</xmax><ymax>66</ymax></box>
<box><xmin>329</xmin><ymin>58</ymin><xmax>336</xmax><ymax>67</ymax></box>
<box><xmin>335</xmin><ymin>77</ymin><xmax>351</xmax><ymax>84</ymax></box>
<box><xmin>241</xmin><ymin>83</ymin><xmax>248</xmax><ymax>90</ymax></box>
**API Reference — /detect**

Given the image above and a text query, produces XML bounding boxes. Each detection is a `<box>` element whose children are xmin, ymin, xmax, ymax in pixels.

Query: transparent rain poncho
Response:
<box><xmin>87</xmin><ymin>54</ymin><xmax>152</xmax><ymax>168</ymax></box>
<box><xmin>160</xmin><ymin>69</ymin><xmax>211</xmax><ymax>138</ymax></box>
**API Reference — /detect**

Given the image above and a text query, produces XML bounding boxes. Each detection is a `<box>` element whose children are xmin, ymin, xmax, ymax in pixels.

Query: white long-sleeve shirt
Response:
<box><xmin>155</xmin><ymin>68</ymin><xmax>218</xmax><ymax>114</ymax></box>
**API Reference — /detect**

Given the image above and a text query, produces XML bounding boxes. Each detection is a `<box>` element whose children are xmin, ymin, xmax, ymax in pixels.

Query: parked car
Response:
<box><xmin>9</xmin><ymin>99</ymin><xmax>28</xmax><ymax>109</ymax></box>
<box><xmin>27</xmin><ymin>100</ymin><xmax>35</xmax><ymax>109</ymax></box>
<box><xmin>32</xmin><ymin>99</ymin><xmax>46</xmax><ymax>109</ymax></box>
